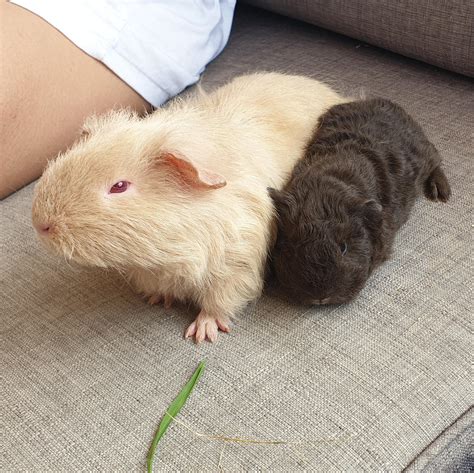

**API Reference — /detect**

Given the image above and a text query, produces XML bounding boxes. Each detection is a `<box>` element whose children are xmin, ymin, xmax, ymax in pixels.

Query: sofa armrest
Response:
<box><xmin>243</xmin><ymin>0</ymin><xmax>474</xmax><ymax>77</ymax></box>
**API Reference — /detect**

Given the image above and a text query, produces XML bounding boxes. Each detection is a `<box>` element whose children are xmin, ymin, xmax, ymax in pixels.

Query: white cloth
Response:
<box><xmin>11</xmin><ymin>0</ymin><xmax>236</xmax><ymax>107</ymax></box>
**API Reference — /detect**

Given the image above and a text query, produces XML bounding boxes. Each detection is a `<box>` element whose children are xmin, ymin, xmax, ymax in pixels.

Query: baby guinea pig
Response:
<box><xmin>32</xmin><ymin>72</ymin><xmax>346</xmax><ymax>342</ymax></box>
<box><xmin>269</xmin><ymin>98</ymin><xmax>451</xmax><ymax>305</ymax></box>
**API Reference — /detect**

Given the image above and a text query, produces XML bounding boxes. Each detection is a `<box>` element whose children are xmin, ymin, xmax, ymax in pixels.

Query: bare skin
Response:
<box><xmin>0</xmin><ymin>2</ymin><xmax>151</xmax><ymax>199</ymax></box>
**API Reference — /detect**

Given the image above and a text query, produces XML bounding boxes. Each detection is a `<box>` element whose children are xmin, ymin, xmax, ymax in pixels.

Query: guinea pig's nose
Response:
<box><xmin>34</xmin><ymin>221</ymin><xmax>53</xmax><ymax>236</ymax></box>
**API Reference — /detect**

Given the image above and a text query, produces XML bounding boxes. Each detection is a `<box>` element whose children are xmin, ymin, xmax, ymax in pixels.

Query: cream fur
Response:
<box><xmin>32</xmin><ymin>72</ymin><xmax>346</xmax><ymax>335</ymax></box>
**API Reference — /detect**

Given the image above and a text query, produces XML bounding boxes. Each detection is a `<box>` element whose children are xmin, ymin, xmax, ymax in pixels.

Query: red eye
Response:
<box><xmin>109</xmin><ymin>181</ymin><xmax>129</xmax><ymax>194</ymax></box>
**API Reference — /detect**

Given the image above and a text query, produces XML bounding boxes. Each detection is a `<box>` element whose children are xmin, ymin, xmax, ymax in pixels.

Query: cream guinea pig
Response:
<box><xmin>32</xmin><ymin>72</ymin><xmax>346</xmax><ymax>342</ymax></box>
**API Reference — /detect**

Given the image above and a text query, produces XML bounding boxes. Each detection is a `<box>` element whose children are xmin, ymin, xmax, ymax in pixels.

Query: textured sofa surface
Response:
<box><xmin>1</xmin><ymin>5</ymin><xmax>473</xmax><ymax>472</ymax></box>
<box><xmin>245</xmin><ymin>0</ymin><xmax>474</xmax><ymax>77</ymax></box>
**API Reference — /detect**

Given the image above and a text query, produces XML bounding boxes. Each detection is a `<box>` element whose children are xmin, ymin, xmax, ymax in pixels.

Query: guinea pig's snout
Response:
<box><xmin>33</xmin><ymin>220</ymin><xmax>54</xmax><ymax>236</ymax></box>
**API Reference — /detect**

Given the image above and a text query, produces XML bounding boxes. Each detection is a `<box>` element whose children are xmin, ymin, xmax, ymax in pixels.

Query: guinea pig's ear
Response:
<box><xmin>268</xmin><ymin>188</ymin><xmax>295</xmax><ymax>207</ymax></box>
<box><xmin>268</xmin><ymin>187</ymin><xmax>283</xmax><ymax>205</ymax></box>
<box><xmin>268</xmin><ymin>187</ymin><xmax>296</xmax><ymax>217</ymax></box>
<box><xmin>162</xmin><ymin>152</ymin><xmax>226</xmax><ymax>190</ymax></box>
<box><xmin>79</xmin><ymin>115</ymin><xmax>101</xmax><ymax>138</ymax></box>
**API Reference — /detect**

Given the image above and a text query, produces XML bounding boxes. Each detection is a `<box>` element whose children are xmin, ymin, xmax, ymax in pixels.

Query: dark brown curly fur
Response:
<box><xmin>269</xmin><ymin>98</ymin><xmax>451</xmax><ymax>304</ymax></box>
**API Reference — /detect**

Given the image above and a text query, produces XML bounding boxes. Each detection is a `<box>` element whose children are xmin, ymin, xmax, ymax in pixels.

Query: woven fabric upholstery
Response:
<box><xmin>244</xmin><ymin>0</ymin><xmax>474</xmax><ymax>77</ymax></box>
<box><xmin>1</xmin><ymin>5</ymin><xmax>473</xmax><ymax>471</ymax></box>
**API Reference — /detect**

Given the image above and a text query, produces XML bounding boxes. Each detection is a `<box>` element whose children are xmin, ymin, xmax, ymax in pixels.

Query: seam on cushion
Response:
<box><xmin>402</xmin><ymin>405</ymin><xmax>474</xmax><ymax>472</ymax></box>
<box><xmin>425</xmin><ymin>423</ymin><xmax>473</xmax><ymax>471</ymax></box>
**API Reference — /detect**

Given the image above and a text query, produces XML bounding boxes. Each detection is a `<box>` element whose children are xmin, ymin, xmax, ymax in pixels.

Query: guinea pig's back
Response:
<box><xmin>204</xmin><ymin>73</ymin><xmax>348</xmax><ymax>188</ymax></box>
<box><xmin>321</xmin><ymin>98</ymin><xmax>439</xmax><ymax>166</ymax></box>
<box><xmin>310</xmin><ymin>98</ymin><xmax>442</xmax><ymax>228</ymax></box>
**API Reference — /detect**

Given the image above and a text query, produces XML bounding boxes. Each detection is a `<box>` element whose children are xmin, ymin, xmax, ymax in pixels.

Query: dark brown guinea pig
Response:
<box><xmin>269</xmin><ymin>98</ymin><xmax>451</xmax><ymax>305</ymax></box>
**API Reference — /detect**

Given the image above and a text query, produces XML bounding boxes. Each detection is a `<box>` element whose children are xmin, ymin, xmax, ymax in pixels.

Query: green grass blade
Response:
<box><xmin>147</xmin><ymin>361</ymin><xmax>206</xmax><ymax>473</ymax></box>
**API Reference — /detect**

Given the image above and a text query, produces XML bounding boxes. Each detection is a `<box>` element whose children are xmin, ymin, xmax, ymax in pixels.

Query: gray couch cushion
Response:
<box><xmin>245</xmin><ymin>0</ymin><xmax>474</xmax><ymax>77</ymax></box>
<box><xmin>1</xmin><ymin>5</ymin><xmax>473</xmax><ymax>471</ymax></box>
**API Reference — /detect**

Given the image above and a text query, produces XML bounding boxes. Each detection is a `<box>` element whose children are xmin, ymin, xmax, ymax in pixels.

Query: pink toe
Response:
<box><xmin>196</xmin><ymin>324</ymin><xmax>206</xmax><ymax>343</ymax></box>
<box><xmin>216</xmin><ymin>320</ymin><xmax>231</xmax><ymax>333</ymax></box>
<box><xmin>148</xmin><ymin>295</ymin><xmax>162</xmax><ymax>305</ymax></box>
<box><xmin>185</xmin><ymin>322</ymin><xmax>197</xmax><ymax>339</ymax></box>
<box><xmin>207</xmin><ymin>324</ymin><xmax>218</xmax><ymax>342</ymax></box>
<box><xmin>164</xmin><ymin>295</ymin><xmax>173</xmax><ymax>309</ymax></box>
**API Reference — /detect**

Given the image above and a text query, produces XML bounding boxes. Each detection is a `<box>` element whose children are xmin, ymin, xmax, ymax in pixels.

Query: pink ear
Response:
<box><xmin>163</xmin><ymin>153</ymin><xmax>226</xmax><ymax>189</ymax></box>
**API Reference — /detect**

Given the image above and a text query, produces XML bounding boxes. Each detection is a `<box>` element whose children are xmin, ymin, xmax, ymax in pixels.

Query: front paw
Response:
<box><xmin>184</xmin><ymin>311</ymin><xmax>230</xmax><ymax>343</ymax></box>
